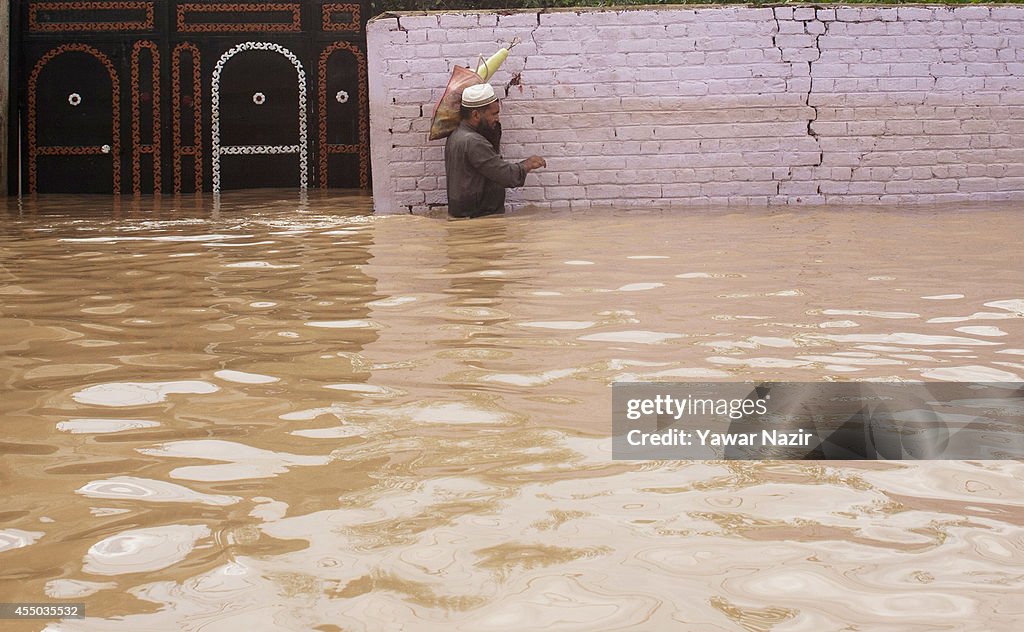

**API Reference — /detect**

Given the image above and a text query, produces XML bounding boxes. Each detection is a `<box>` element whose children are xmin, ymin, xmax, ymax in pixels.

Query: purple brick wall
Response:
<box><xmin>368</xmin><ymin>6</ymin><xmax>1024</xmax><ymax>213</ymax></box>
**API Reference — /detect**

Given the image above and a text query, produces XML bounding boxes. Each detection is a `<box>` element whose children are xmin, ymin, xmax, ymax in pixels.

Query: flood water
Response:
<box><xmin>2</xmin><ymin>191</ymin><xmax>1023</xmax><ymax>631</ymax></box>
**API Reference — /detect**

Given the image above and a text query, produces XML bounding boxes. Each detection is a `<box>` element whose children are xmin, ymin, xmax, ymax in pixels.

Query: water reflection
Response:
<box><xmin>444</xmin><ymin>216</ymin><xmax>515</xmax><ymax>310</ymax></box>
<box><xmin>0</xmin><ymin>195</ymin><xmax>1022</xmax><ymax>630</ymax></box>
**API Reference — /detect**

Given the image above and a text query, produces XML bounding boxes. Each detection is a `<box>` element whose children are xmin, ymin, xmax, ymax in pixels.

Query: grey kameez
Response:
<box><xmin>444</xmin><ymin>121</ymin><xmax>527</xmax><ymax>218</ymax></box>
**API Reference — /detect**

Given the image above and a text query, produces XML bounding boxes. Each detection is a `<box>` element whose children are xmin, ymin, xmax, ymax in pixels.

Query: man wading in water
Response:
<box><xmin>444</xmin><ymin>83</ymin><xmax>546</xmax><ymax>218</ymax></box>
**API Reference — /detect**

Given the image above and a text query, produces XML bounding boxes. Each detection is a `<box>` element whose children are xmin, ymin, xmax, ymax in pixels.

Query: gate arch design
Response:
<box><xmin>211</xmin><ymin>41</ymin><xmax>309</xmax><ymax>193</ymax></box>
<box><xmin>27</xmin><ymin>43</ymin><xmax>121</xmax><ymax>193</ymax></box>
<box><xmin>12</xmin><ymin>1</ymin><xmax>372</xmax><ymax>196</ymax></box>
<box><xmin>318</xmin><ymin>41</ymin><xmax>369</xmax><ymax>190</ymax></box>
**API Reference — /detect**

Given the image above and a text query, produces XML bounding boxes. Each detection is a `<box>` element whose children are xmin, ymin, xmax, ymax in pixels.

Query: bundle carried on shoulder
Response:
<box><xmin>427</xmin><ymin>38</ymin><xmax>520</xmax><ymax>141</ymax></box>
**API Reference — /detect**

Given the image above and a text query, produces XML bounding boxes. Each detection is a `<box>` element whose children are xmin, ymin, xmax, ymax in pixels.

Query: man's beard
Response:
<box><xmin>478</xmin><ymin>120</ymin><xmax>502</xmax><ymax>151</ymax></box>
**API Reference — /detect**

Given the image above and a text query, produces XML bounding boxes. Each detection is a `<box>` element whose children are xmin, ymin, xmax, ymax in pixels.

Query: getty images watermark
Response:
<box><xmin>611</xmin><ymin>382</ymin><xmax>1024</xmax><ymax>460</ymax></box>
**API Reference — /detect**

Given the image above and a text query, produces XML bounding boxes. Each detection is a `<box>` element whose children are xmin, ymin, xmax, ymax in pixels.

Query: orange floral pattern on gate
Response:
<box><xmin>131</xmin><ymin>41</ymin><xmax>161</xmax><ymax>194</ymax></box>
<box><xmin>29</xmin><ymin>1</ymin><xmax>155</xmax><ymax>32</ymax></box>
<box><xmin>28</xmin><ymin>43</ymin><xmax>122</xmax><ymax>193</ymax></box>
<box><xmin>322</xmin><ymin>3</ymin><xmax>360</xmax><ymax>32</ymax></box>
<box><xmin>171</xmin><ymin>43</ymin><xmax>203</xmax><ymax>193</ymax></box>
<box><xmin>177</xmin><ymin>3</ymin><xmax>301</xmax><ymax>33</ymax></box>
<box><xmin>318</xmin><ymin>42</ymin><xmax>370</xmax><ymax>189</ymax></box>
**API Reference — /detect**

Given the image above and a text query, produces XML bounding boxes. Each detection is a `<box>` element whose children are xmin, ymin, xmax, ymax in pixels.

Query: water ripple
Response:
<box><xmin>77</xmin><ymin>477</ymin><xmax>241</xmax><ymax>506</ymax></box>
<box><xmin>84</xmin><ymin>525</ymin><xmax>210</xmax><ymax>575</ymax></box>
<box><xmin>72</xmin><ymin>381</ymin><xmax>220</xmax><ymax>407</ymax></box>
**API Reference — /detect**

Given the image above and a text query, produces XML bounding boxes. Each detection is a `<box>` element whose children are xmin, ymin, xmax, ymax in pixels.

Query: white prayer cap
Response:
<box><xmin>461</xmin><ymin>83</ymin><xmax>497</xmax><ymax>108</ymax></box>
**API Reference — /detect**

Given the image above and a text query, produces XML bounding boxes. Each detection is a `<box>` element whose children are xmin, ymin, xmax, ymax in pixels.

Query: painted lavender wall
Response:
<box><xmin>367</xmin><ymin>5</ymin><xmax>1024</xmax><ymax>214</ymax></box>
<box><xmin>1</xmin><ymin>0</ymin><xmax>9</xmax><ymax>196</ymax></box>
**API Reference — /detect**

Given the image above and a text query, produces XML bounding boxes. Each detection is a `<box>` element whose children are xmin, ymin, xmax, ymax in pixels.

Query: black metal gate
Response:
<box><xmin>10</xmin><ymin>1</ymin><xmax>373</xmax><ymax>194</ymax></box>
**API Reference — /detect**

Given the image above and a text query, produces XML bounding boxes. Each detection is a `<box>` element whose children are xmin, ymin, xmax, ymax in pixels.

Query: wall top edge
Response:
<box><xmin>369</xmin><ymin>4</ymin><xmax>1024</xmax><ymax>23</ymax></box>
<box><xmin>371</xmin><ymin>2</ymin><xmax>1023</xmax><ymax>19</ymax></box>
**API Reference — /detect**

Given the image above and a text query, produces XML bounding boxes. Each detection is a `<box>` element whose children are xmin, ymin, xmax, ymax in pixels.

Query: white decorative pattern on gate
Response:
<box><xmin>210</xmin><ymin>41</ymin><xmax>308</xmax><ymax>193</ymax></box>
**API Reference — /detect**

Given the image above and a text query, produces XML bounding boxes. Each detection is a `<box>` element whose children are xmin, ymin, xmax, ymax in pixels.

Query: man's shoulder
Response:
<box><xmin>449</xmin><ymin>123</ymin><xmax>488</xmax><ymax>147</ymax></box>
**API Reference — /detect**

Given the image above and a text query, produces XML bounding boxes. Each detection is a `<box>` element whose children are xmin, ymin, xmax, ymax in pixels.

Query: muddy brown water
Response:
<box><xmin>1</xmin><ymin>191</ymin><xmax>1023</xmax><ymax>630</ymax></box>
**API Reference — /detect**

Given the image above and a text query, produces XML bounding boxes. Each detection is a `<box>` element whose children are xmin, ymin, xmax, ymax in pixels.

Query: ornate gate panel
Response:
<box><xmin>211</xmin><ymin>41</ymin><xmax>309</xmax><ymax>192</ymax></box>
<box><xmin>27</xmin><ymin>42</ymin><xmax>122</xmax><ymax>194</ymax></box>
<box><xmin>12</xmin><ymin>0</ymin><xmax>373</xmax><ymax>195</ymax></box>
<box><xmin>171</xmin><ymin>42</ymin><xmax>203</xmax><ymax>194</ymax></box>
<box><xmin>131</xmin><ymin>40</ymin><xmax>161</xmax><ymax>194</ymax></box>
<box><xmin>319</xmin><ymin>39</ymin><xmax>369</xmax><ymax>189</ymax></box>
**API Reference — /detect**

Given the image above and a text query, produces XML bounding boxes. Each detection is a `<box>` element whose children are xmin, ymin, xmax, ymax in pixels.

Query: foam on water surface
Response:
<box><xmin>72</xmin><ymin>381</ymin><xmax>220</xmax><ymax>406</ymax></box>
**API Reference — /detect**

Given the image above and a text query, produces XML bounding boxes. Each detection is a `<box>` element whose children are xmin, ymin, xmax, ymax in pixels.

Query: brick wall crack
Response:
<box><xmin>527</xmin><ymin>12</ymin><xmax>542</xmax><ymax>67</ymax></box>
<box><xmin>771</xmin><ymin>9</ymin><xmax>782</xmax><ymax>65</ymax></box>
<box><xmin>771</xmin><ymin>7</ymin><xmax>785</xmax><ymax>199</ymax></box>
<box><xmin>371</xmin><ymin>7</ymin><xmax>1024</xmax><ymax>213</ymax></box>
<box><xmin>500</xmin><ymin>14</ymin><xmax>543</xmax><ymax>98</ymax></box>
<box><xmin>808</xmin><ymin>17</ymin><xmax>826</xmax><ymax>172</ymax></box>
<box><xmin>774</xmin><ymin>9</ymin><xmax>827</xmax><ymax>199</ymax></box>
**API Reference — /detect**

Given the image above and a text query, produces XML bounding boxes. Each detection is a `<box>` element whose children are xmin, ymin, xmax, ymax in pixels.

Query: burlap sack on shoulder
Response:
<box><xmin>428</xmin><ymin>66</ymin><xmax>482</xmax><ymax>141</ymax></box>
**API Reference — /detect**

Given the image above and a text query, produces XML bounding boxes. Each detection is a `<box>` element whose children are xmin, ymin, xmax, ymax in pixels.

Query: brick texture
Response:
<box><xmin>368</xmin><ymin>6</ymin><xmax>1024</xmax><ymax>213</ymax></box>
